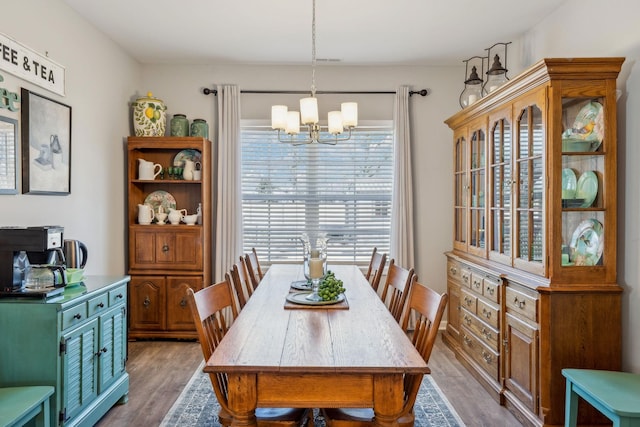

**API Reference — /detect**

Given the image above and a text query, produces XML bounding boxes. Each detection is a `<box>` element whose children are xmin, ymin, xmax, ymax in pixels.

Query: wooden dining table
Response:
<box><xmin>204</xmin><ymin>264</ymin><xmax>429</xmax><ymax>427</ymax></box>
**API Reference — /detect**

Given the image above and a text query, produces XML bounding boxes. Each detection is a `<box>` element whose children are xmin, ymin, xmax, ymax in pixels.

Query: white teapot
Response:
<box><xmin>138</xmin><ymin>158</ymin><xmax>162</xmax><ymax>180</ymax></box>
<box><xmin>168</xmin><ymin>208</ymin><xmax>187</xmax><ymax>225</ymax></box>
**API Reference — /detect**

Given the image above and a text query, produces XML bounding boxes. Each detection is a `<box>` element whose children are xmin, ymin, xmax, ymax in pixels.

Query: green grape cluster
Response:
<box><xmin>318</xmin><ymin>271</ymin><xmax>346</xmax><ymax>301</ymax></box>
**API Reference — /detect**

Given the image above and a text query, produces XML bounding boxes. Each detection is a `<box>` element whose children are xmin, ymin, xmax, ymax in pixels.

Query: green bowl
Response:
<box><xmin>562</xmin><ymin>138</ymin><xmax>592</xmax><ymax>152</ymax></box>
<box><xmin>65</xmin><ymin>268</ymin><xmax>84</xmax><ymax>284</ymax></box>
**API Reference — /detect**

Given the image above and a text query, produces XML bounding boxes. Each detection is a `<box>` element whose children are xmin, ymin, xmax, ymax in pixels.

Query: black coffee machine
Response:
<box><xmin>0</xmin><ymin>226</ymin><xmax>65</xmax><ymax>292</ymax></box>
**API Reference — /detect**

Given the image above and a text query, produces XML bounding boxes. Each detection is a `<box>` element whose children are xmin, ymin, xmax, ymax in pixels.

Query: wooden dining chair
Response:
<box><xmin>379</xmin><ymin>259</ymin><xmax>415</xmax><ymax>322</ymax></box>
<box><xmin>244</xmin><ymin>247</ymin><xmax>264</xmax><ymax>289</ymax></box>
<box><xmin>186</xmin><ymin>280</ymin><xmax>312</xmax><ymax>427</ymax></box>
<box><xmin>321</xmin><ymin>279</ymin><xmax>448</xmax><ymax>427</ymax></box>
<box><xmin>227</xmin><ymin>262</ymin><xmax>253</xmax><ymax>310</ymax></box>
<box><xmin>365</xmin><ymin>247</ymin><xmax>387</xmax><ymax>292</ymax></box>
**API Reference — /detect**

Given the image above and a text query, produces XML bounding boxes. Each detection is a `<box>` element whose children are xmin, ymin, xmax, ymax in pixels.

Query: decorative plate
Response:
<box><xmin>173</xmin><ymin>149</ymin><xmax>202</xmax><ymax>167</ymax></box>
<box><xmin>561</xmin><ymin>101</ymin><xmax>604</xmax><ymax>151</ymax></box>
<box><xmin>569</xmin><ymin>218</ymin><xmax>604</xmax><ymax>266</ymax></box>
<box><xmin>290</xmin><ymin>280</ymin><xmax>312</xmax><ymax>291</ymax></box>
<box><xmin>144</xmin><ymin>190</ymin><xmax>177</xmax><ymax>214</ymax></box>
<box><xmin>286</xmin><ymin>291</ymin><xmax>345</xmax><ymax>306</ymax></box>
<box><xmin>576</xmin><ymin>171</ymin><xmax>598</xmax><ymax>208</ymax></box>
<box><xmin>562</xmin><ymin>168</ymin><xmax>577</xmax><ymax>199</ymax></box>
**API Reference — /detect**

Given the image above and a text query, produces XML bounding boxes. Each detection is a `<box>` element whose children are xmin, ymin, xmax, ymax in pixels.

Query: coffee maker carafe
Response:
<box><xmin>0</xmin><ymin>226</ymin><xmax>64</xmax><ymax>292</ymax></box>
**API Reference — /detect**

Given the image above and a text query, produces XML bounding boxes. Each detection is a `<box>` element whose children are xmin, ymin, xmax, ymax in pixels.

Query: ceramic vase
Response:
<box><xmin>132</xmin><ymin>92</ymin><xmax>167</xmax><ymax>136</ymax></box>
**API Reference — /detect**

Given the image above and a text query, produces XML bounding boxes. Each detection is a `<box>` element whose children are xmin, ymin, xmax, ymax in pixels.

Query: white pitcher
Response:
<box><xmin>168</xmin><ymin>208</ymin><xmax>187</xmax><ymax>225</ymax></box>
<box><xmin>137</xmin><ymin>204</ymin><xmax>155</xmax><ymax>225</ymax></box>
<box><xmin>182</xmin><ymin>159</ymin><xmax>195</xmax><ymax>180</ymax></box>
<box><xmin>138</xmin><ymin>158</ymin><xmax>162</xmax><ymax>180</ymax></box>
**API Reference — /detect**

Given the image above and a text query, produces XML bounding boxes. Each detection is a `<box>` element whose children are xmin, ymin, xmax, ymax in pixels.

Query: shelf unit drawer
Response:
<box><xmin>477</xmin><ymin>299</ymin><xmax>499</xmax><ymax>329</ymax></box>
<box><xmin>62</xmin><ymin>303</ymin><xmax>88</xmax><ymax>331</ymax></box>
<box><xmin>109</xmin><ymin>284</ymin><xmax>127</xmax><ymax>306</ymax></box>
<box><xmin>447</xmin><ymin>259</ymin><xmax>461</xmax><ymax>283</ymax></box>
<box><xmin>505</xmin><ymin>286</ymin><xmax>538</xmax><ymax>322</ymax></box>
<box><xmin>88</xmin><ymin>293</ymin><xmax>109</xmax><ymax>317</ymax></box>
<box><xmin>461</xmin><ymin>288</ymin><xmax>477</xmax><ymax>313</ymax></box>
<box><xmin>461</xmin><ymin>325</ymin><xmax>499</xmax><ymax>380</ymax></box>
<box><xmin>460</xmin><ymin>307</ymin><xmax>499</xmax><ymax>351</ymax></box>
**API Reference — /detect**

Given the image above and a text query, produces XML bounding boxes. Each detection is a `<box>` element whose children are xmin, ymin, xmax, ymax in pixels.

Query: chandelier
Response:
<box><xmin>270</xmin><ymin>0</ymin><xmax>358</xmax><ymax>145</ymax></box>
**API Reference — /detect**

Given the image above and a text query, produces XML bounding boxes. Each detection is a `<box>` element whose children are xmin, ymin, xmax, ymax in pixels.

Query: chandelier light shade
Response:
<box><xmin>271</xmin><ymin>0</ymin><xmax>357</xmax><ymax>145</ymax></box>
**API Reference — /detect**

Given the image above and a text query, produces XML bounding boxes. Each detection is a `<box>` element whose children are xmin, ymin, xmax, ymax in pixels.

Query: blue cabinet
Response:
<box><xmin>0</xmin><ymin>276</ymin><xmax>130</xmax><ymax>426</ymax></box>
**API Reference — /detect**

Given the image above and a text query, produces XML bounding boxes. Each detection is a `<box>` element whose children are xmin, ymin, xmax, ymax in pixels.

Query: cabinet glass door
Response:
<box><xmin>453</xmin><ymin>133</ymin><xmax>467</xmax><ymax>250</ymax></box>
<box><xmin>560</xmin><ymin>97</ymin><xmax>605</xmax><ymax>268</ymax></box>
<box><xmin>469</xmin><ymin>129</ymin><xmax>486</xmax><ymax>256</ymax></box>
<box><xmin>515</xmin><ymin>104</ymin><xmax>544</xmax><ymax>273</ymax></box>
<box><xmin>489</xmin><ymin>114</ymin><xmax>512</xmax><ymax>263</ymax></box>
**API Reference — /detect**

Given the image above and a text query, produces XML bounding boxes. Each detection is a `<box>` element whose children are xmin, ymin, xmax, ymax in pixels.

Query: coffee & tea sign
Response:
<box><xmin>0</xmin><ymin>32</ymin><xmax>65</xmax><ymax>96</ymax></box>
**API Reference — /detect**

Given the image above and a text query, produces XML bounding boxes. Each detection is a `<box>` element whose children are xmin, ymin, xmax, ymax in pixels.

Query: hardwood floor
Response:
<box><xmin>97</xmin><ymin>335</ymin><xmax>521</xmax><ymax>426</ymax></box>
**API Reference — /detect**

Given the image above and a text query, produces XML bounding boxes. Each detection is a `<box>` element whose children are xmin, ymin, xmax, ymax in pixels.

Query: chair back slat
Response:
<box><xmin>366</xmin><ymin>247</ymin><xmax>388</xmax><ymax>292</ymax></box>
<box><xmin>244</xmin><ymin>248</ymin><xmax>263</xmax><ymax>289</ymax></box>
<box><xmin>380</xmin><ymin>259</ymin><xmax>415</xmax><ymax>322</ymax></box>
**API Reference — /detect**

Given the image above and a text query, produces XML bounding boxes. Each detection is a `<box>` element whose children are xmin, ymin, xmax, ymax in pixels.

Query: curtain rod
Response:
<box><xmin>202</xmin><ymin>88</ymin><xmax>429</xmax><ymax>97</ymax></box>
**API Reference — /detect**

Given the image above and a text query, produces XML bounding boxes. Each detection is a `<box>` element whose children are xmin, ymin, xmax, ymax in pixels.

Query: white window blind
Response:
<box><xmin>241</xmin><ymin>122</ymin><xmax>393</xmax><ymax>265</ymax></box>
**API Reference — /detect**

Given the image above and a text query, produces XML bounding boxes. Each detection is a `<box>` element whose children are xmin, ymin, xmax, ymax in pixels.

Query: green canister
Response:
<box><xmin>190</xmin><ymin>118</ymin><xmax>209</xmax><ymax>139</ymax></box>
<box><xmin>170</xmin><ymin>114</ymin><xmax>189</xmax><ymax>137</ymax></box>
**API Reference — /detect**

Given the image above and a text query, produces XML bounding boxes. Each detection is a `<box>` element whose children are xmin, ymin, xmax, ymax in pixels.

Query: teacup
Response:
<box><xmin>183</xmin><ymin>214</ymin><xmax>198</xmax><ymax>225</ymax></box>
<box><xmin>156</xmin><ymin>212</ymin><xmax>168</xmax><ymax>224</ymax></box>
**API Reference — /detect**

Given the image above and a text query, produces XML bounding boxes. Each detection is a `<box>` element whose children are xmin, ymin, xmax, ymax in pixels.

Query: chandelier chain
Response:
<box><xmin>310</xmin><ymin>0</ymin><xmax>316</xmax><ymax>97</ymax></box>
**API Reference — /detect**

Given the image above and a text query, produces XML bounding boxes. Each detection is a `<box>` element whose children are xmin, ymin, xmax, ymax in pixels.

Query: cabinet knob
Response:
<box><xmin>180</xmin><ymin>298</ymin><xmax>187</xmax><ymax>307</ymax></box>
<box><xmin>73</xmin><ymin>313</ymin><xmax>82</xmax><ymax>320</ymax></box>
<box><xmin>162</xmin><ymin>244</ymin><xmax>170</xmax><ymax>252</ymax></box>
<box><xmin>95</xmin><ymin>347</ymin><xmax>108</xmax><ymax>357</ymax></box>
<box><xmin>143</xmin><ymin>296</ymin><xmax>151</xmax><ymax>307</ymax></box>
<box><xmin>116</xmin><ymin>293</ymin><xmax>124</xmax><ymax>299</ymax></box>
<box><xmin>97</xmin><ymin>302</ymin><xmax>105</xmax><ymax>308</ymax></box>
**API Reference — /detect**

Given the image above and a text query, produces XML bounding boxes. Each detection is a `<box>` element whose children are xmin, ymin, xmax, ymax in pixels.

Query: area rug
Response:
<box><xmin>160</xmin><ymin>363</ymin><xmax>466</xmax><ymax>427</ymax></box>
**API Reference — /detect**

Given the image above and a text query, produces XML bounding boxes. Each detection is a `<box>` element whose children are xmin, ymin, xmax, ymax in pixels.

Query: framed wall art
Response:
<box><xmin>21</xmin><ymin>88</ymin><xmax>72</xmax><ymax>195</ymax></box>
<box><xmin>0</xmin><ymin>115</ymin><xmax>18</xmax><ymax>194</ymax></box>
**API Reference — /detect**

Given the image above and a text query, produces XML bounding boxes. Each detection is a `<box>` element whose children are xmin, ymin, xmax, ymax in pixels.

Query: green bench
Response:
<box><xmin>563</xmin><ymin>368</ymin><xmax>640</xmax><ymax>427</ymax></box>
<box><xmin>0</xmin><ymin>386</ymin><xmax>54</xmax><ymax>427</ymax></box>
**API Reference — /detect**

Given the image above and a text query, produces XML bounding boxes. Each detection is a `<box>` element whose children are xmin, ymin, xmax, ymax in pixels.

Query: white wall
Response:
<box><xmin>1</xmin><ymin>0</ymin><xmax>140</xmax><ymax>275</ymax></box>
<box><xmin>520</xmin><ymin>0</ymin><xmax>640</xmax><ymax>372</ymax></box>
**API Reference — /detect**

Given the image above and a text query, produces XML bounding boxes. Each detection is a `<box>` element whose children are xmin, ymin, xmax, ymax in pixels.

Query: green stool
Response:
<box><xmin>0</xmin><ymin>386</ymin><xmax>54</xmax><ymax>427</ymax></box>
<box><xmin>563</xmin><ymin>368</ymin><xmax>640</xmax><ymax>427</ymax></box>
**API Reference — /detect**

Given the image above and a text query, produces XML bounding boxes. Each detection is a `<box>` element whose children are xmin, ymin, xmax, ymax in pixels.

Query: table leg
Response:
<box><xmin>227</xmin><ymin>373</ymin><xmax>258</xmax><ymax>427</ymax></box>
<box><xmin>564</xmin><ymin>379</ymin><xmax>578</xmax><ymax>427</ymax></box>
<box><xmin>372</xmin><ymin>374</ymin><xmax>404</xmax><ymax>427</ymax></box>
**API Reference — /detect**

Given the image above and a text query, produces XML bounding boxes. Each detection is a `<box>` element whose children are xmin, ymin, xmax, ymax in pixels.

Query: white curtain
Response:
<box><xmin>390</xmin><ymin>85</ymin><xmax>415</xmax><ymax>269</ymax></box>
<box><xmin>214</xmin><ymin>84</ymin><xmax>243</xmax><ymax>281</ymax></box>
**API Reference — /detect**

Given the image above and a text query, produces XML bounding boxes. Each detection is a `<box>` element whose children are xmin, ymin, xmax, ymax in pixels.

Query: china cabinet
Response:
<box><xmin>0</xmin><ymin>276</ymin><xmax>130</xmax><ymax>427</ymax></box>
<box><xmin>126</xmin><ymin>136</ymin><xmax>212</xmax><ymax>339</ymax></box>
<box><xmin>442</xmin><ymin>58</ymin><xmax>624</xmax><ymax>427</ymax></box>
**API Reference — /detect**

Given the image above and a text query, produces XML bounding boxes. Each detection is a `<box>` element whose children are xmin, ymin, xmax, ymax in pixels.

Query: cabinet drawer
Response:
<box><xmin>460</xmin><ymin>289</ymin><xmax>477</xmax><ymax>313</ymax></box>
<box><xmin>477</xmin><ymin>299</ymin><xmax>500</xmax><ymax>329</ymax></box>
<box><xmin>482</xmin><ymin>275</ymin><xmax>501</xmax><ymax>304</ymax></box>
<box><xmin>447</xmin><ymin>260</ymin><xmax>461</xmax><ymax>283</ymax></box>
<box><xmin>62</xmin><ymin>304</ymin><xmax>88</xmax><ymax>330</ymax></box>
<box><xmin>460</xmin><ymin>268</ymin><xmax>472</xmax><ymax>289</ymax></box>
<box><xmin>88</xmin><ymin>294</ymin><xmax>109</xmax><ymax>317</ymax></box>
<box><xmin>109</xmin><ymin>285</ymin><xmax>127</xmax><ymax>306</ymax></box>
<box><xmin>130</xmin><ymin>228</ymin><xmax>203</xmax><ymax>270</ymax></box>
<box><xmin>460</xmin><ymin>325</ymin><xmax>499</xmax><ymax>380</ymax></box>
<box><xmin>460</xmin><ymin>308</ymin><xmax>499</xmax><ymax>352</ymax></box>
<box><xmin>506</xmin><ymin>286</ymin><xmax>538</xmax><ymax>322</ymax></box>
<box><xmin>470</xmin><ymin>272</ymin><xmax>484</xmax><ymax>295</ymax></box>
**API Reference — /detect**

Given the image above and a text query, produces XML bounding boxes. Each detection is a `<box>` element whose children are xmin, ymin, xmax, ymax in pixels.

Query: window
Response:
<box><xmin>241</xmin><ymin>121</ymin><xmax>393</xmax><ymax>265</ymax></box>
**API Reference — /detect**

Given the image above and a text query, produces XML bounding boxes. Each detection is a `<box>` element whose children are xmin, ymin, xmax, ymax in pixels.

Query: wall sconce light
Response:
<box><xmin>459</xmin><ymin>56</ymin><xmax>486</xmax><ymax>109</ymax></box>
<box><xmin>482</xmin><ymin>42</ymin><xmax>511</xmax><ymax>95</ymax></box>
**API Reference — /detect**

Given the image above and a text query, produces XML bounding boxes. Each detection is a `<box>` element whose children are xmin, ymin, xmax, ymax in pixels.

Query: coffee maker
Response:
<box><xmin>0</xmin><ymin>226</ymin><xmax>65</xmax><ymax>293</ymax></box>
